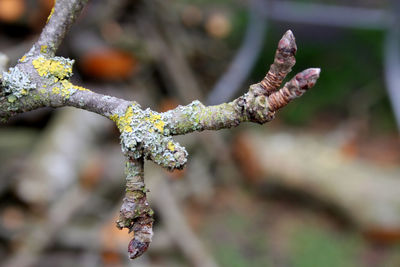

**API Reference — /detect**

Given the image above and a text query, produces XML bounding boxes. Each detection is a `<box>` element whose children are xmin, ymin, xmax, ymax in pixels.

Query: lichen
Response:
<box><xmin>52</xmin><ymin>87</ymin><xmax>60</xmax><ymax>94</ymax></box>
<box><xmin>167</xmin><ymin>141</ymin><xmax>175</xmax><ymax>151</ymax></box>
<box><xmin>19</xmin><ymin>56</ymin><xmax>27</xmax><ymax>63</ymax></box>
<box><xmin>49</xmin><ymin>80</ymin><xmax>89</xmax><ymax>99</ymax></box>
<box><xmin>2</xmin><ymin>66</ymin><xmax>36</xmax><ymax>100</ymax></box>
<box><xmin>163</xmin><ymin>100</ymin><xmax>205</xmax><ymax>133</ymax></box>
<box><xmin>32</xmin><ymin>56</ymin><xmax>74</xmax><ymax>80</ymax></box>
<box><xmin>145</xmin><ymin>112</ymin><xmax>165</xmax><ymax>133</ymax></box>
<box><xmin>40</xmin><ymin>45</ymin><xmax>48</xmax><ymax>54</ymax></box>
<box><xmin>30</xmin><ymin>55</ymin><xmax>90</xmax><ymax>100</ymax></box>
<box><xmin>111</xmin><ymin>104</ymin><xmax>187</xmax><ymax>170</ymax></box>
<box><xmin>47</xmin><ymin>0</ymin><xmax>56</xmax><ymax>22</ymax></box>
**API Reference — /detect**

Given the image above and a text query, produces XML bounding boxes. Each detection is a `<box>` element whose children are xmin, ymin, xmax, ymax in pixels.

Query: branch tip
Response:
<box><xmin>278</xmin><ymin>30</ymin><xmax>297</xmax><ymax>55</ymax></box>
<box><xmin>260</xmin><ymin>29</ymin><xmax>297</xmax><ymax>95</ymax></box>
<box><xmin>295</xmin><ymin>68</ymin><xmax>321</xmax><ymax>90</ymax></box>
<box><xmin>268</xmin><ymin>68</ymin><xmax>321</xmax><ymax>111</ymax></box>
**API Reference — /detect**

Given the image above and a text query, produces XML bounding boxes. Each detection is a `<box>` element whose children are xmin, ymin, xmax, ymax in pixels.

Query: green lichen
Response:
<box><xmin>111</xmin><ymin>104</ymin><xmax>187</xmax><ymax>170</ymax></box>
<box><xmin>2</xmin><ymin>66</ymin><xmax>36</xmax><ymax>100</ymax></box>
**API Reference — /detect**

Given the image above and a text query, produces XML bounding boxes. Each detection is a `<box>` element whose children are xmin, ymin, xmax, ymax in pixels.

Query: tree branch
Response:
<box><xmin>0</xmin><ymin>0</ymin><xmax>321</xmax><ymax>259</ymax></box>
<box><xmin>32</xmin><ymin>0</ymin><xmax>89</xmax><ymax>57</ymax></box>
<box><xmin>116</xmin><ymin>157</ymin><xmax>154</xmax><ymax>259</ymax></box>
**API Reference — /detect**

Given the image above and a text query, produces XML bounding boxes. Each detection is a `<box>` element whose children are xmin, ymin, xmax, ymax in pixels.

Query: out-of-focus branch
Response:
<box><xmin>3</xmin><ymin>185</ymin><xmax>92</xmax><ymax>267</ymax></box>
<box><xmin>384</xmin><ymin>0</ymin><xmax>400</xmax><ymax>131</ymax></box>
<box><xmin>148</xmin><ymin>168</ymin><xmax>219</xmax><ymax>267</ymax></box>
<box><xmin>15</xmin><ymin>108</ymin><xmax>110</xmax><ymax>205</ymax></box>
<box><xmin>266</xmin><ymin>1</ymin><xmax>390</xmax><ymax>30</ymax></box>
<box><xmin>238</xmin><ymin>129</ymin><xmax>400</xmax><ymax>231</ymax></box>
<box><xmin>207</xmin><ymin>0</ymin><xmax>267</xmax><ymax>105</ymax></box>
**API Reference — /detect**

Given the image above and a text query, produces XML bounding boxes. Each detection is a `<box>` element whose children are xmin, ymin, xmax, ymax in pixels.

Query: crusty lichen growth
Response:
<box><xmin>31</xmin><ymin>55</ymin><xmax>89</xmax><ymax>100</ymax></box>
<box><xmin>32</xmin><ymin>56</ymin><xmax>73</xmax><ymax>80</ymax></box>
<box><xmin>110</xmin><ymin>103</ymin><xmax>187</xmax><ymax>170</ymax></box>
<box><xmin>2</xmin><ymin>66</ymin><xmax>36</xmax><ymax>102</ymax></box>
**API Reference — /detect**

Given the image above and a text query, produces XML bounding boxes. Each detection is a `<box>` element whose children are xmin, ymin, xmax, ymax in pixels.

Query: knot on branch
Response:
<box><xmin>111</xmin><ymin>103</ymin><xmax>188</xmax><ymax>170</ymax></box>
<box><xmin>237</xmin><ymin>86</ymin><xmax>276</xmax><ymax>124</ymax></box>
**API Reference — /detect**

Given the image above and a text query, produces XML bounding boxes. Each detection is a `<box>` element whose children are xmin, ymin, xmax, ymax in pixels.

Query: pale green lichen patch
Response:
<box><xmin>111</xmin><ymin>104</ymin><xmax>187</xmax><ymax>170</ymax></box>
<box><xmin>32</xmin><ymin>56</ymin><xmax>74</xmax><ymax>80</ymax></box>
<box><xmin>2</xmin><ymin>66</ymin><xmax>36</xmax><ymax>101</ymax></box>
<box><xmin>48</xmin><ymin>80</ymin><xmax>89</xmax><ymax>99</ymax></box>
<box><xmin>162</xmin><ymin>100</ymin><xmax>206</xmax><ymax>133</ymax></box>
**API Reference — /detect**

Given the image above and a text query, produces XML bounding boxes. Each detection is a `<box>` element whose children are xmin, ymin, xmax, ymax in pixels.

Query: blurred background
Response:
<box><xmin>0</xmin><ymin>0</ymin><xmax>400</xmax><ymax>266</ymax></box>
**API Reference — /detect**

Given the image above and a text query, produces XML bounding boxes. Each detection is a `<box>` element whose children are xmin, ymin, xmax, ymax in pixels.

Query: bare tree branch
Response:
<box><xmin>0</xmin><ymin>0</ymin><xmax>321</xmax><ymax>260</ymax></box>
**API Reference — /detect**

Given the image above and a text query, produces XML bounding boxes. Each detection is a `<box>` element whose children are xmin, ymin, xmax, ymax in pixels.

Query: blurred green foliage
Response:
<box><xmin>289</xmin><ymin>226</ymin><xmax>362</xmax><ymax>267</ymax></box>
<box><xmin>251</xmin><ymin>28</ymin><xmax>396</xmax><ymax>131</ymax></box>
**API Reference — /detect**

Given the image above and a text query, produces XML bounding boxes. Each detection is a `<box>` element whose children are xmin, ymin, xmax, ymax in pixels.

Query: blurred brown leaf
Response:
<box><xmin>0</xmin><ymin>0</ymin><xmax>25</xmax><ymax>23</ymax></box>
<box><xmin>80</xmin><ymin>49</ymin><xmax>137</xmax><ymax>80</ymax></box>
<box><xmin>364</xmin><ymin>227</ymin><xmax>400</xmax><ymax>245</ymax></box>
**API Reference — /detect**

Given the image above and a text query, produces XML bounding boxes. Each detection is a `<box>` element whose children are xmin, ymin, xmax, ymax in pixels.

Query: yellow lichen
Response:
<box><xmin>52</xmin><ymin>87</ymin><xmax>60</xmax><ymax>94</ymax></box>
<box><xmin>32</xmin><ymin>56</ymin><xmax>72</xmax><ymax>79</ymax></box>
<box><xmin>167</xmin><ymin>141</ymin><xmax>175</xmax><ymax>151</ymax></box>
<box><xmin>110</xmin><ymin>114</ymin><xmax>119</xmax><ymax>122</ymax></box>
<box><xmin>73</xmin><ymin>84</ymin><xmax>90</xmax><ymax>91</ymax></box>
<box><xmin>47</xmin><ymin>6</ymin><xmax>55</xmax><ymax>23</ymax></box>
<box><xmin>145</xmin><ymin>113</ymin><xmax>165</xmax><ymax>133</ymax></box>
<box><xmin>113</xmin><ymin>106</ymin><xmax>134</xmax><ymax>133</ymax></box>
<box><xmin>60</xmin><ymin>80</ymin><xmax>72</xmax><ymax>89</ymax></box>
<box><xmin>40</xmin><ymin>45</ymin><xmax>48</xmax><ymax>54</ymax></box>
<box><xmin>19</xmin><ymin>56</ymin><xmax>27</xmax><ymax>63</ymax></box>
